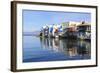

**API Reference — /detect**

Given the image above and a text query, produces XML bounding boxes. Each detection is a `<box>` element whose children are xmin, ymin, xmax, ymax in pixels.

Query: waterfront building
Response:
<box><xmin>77</xmin><ymin>22</ymin><xmax>91</xmax><ymax>40</ymax></box>
<box><xmin>48</xmin><ymin>24</ymin><xmax>53</xmax><ymax>37</ymax></box>
<box><xmin>41</xmin><ymin>25</ymin><xmax>49</xmax><ymax>37</ymax></box>
<box><xmin>60</xmin><ymin>21</ymin><xmax>80</xmax><ymax>38</ymax></box>
<box><xmin>40</xmin><ymin>21</ymin><xmax>91</xmax><ymax>40</ymax></box>
<box><xmin>61</xmin><ymin>22</ymin><xmax>69</xmax><ymax>30</ymax></box>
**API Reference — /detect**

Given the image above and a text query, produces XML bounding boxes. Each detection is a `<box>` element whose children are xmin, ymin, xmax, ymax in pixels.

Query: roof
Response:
<box><xmin>77</xmin><ymin>23</ymin><xmax>91</xmax><ymax>27</ymax></box>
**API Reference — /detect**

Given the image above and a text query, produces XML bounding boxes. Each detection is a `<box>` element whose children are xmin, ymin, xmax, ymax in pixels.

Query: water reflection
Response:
<box><xmin>39</xmin><ymin>37</ymin><xmax>91</xmax><ymax>58</ymax></box>
<box><xmin>23</xmin><ymin>36</ymin><xmax>91</xmax><ymax>62</ymax></box>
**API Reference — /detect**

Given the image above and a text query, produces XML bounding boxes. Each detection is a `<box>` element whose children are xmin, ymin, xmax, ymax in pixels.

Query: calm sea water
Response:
<box><xmin>23</xmin><ymin>35</ymin><xmax>91</xmax><ymax>63</ymax></box>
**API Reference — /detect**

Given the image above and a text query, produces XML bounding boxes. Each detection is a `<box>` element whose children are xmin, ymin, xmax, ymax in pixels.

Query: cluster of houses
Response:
<box><xmin>40</xmin><ymin>21</ymin><xmax>91</xmax><ymax>40</ymax></box>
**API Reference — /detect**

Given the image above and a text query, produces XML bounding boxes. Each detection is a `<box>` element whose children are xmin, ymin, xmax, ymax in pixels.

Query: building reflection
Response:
<box><xmin>40</xmin><ymin>37</ymin><xmax>91</xmax><ymax>58</ymax></box>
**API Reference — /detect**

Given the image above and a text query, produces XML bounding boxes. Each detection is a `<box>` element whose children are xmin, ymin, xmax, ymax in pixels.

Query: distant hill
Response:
<box><xmin>23</xmin><ymin>31</ymin><xmax>40</xmax><ymax>36</ymax></box>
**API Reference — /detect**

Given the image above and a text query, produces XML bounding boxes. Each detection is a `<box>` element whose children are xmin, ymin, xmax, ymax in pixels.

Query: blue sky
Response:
<box><xmin>23</xmin><ymin>10</ymin><xmax>91</xmax><ymax>32</ymax></box>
